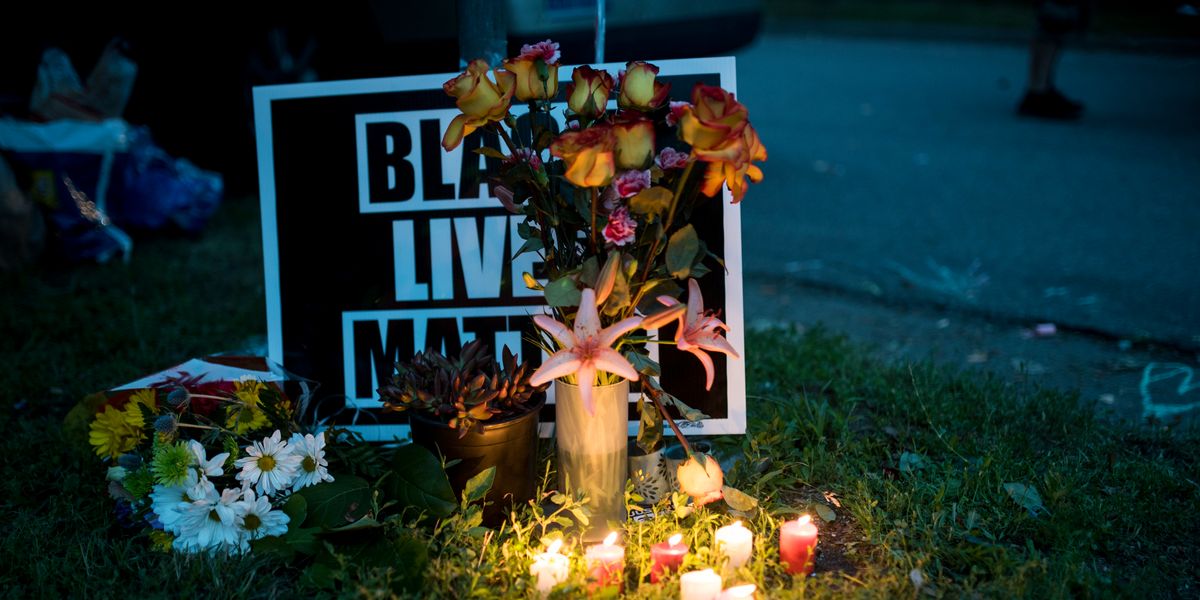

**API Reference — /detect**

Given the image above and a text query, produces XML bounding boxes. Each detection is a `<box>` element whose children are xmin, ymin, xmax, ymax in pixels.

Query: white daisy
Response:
<box><xmin>235</xmin><ymin>489</ymin><xmax>290</xmax><ymax>545</ymax></box>
<box><xmin>150</xmin><ymin>471</ymin><xmax>212</xmax><ymax>535</ymax></box>
<box><xmin>173</xmin><ymin>487</ymin><xmax>242</xmax><ymax>554</ymax></box>
<box><xmin>187</xmin><ymin>439</ymin><xmax>230</xmax><ymax>478</ymax></box>
<box><xmin>288</xmin><ymin>432</ymin><xmax>334</xmax><ymax>491</ymax></box>
<box><xmin>235</xmin><ymin>430</ymin><xmax>300</xmax><ymax>496</ymax></box>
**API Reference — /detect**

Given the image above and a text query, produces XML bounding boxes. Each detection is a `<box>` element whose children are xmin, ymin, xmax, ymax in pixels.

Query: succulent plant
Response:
<box><xmin>378</xmin><ymin>340</ymin><xmax>548</xmax><ymax>437</ymax></box>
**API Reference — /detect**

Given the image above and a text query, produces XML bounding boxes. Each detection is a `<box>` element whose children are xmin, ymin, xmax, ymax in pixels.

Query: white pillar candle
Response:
<box><xmin>530</xmin><ymin>540</ymin><xmax>569</xmax><ymax>597</ymax></box>
<box><xmin>717</xmin><ymin>583</ymin><xmax>758</xmax><ymax>599</ymax></box>
<box><xmin>680</xmin><ymin>568</ymin><xmax>723</xmax><ymax>600</ymax></box>
<box><xmin>714</xmin><ymin>520</ymin><xmax>754</xmax><ymax>568</ymax></box>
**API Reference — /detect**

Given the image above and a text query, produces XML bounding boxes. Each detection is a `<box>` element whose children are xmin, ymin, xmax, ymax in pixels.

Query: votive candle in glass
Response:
<box><xmin>530</xmin><ymin>539</ymin><xmax>570</xmax><ymax>597</ymax></box>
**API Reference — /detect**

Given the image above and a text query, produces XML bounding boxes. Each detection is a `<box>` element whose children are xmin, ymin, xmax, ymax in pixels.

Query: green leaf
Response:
<box><xmin>666</xmin><ymin>225</ymin><xmax>700</xmax><ymax>279</ymax></box>
<box><xmin>628</xmin><ymin>187</ymin><xmax>673</xmax><ymax>222</ymax></box>
<box><xmin>282</xmin><ymin>493</ymin><xmax>308</xmax><ymax>525</ymax></box>
<box><xmin>300</xmin><ymin>562</ymin><xmax>337</xmax><ymax>589</ymax></box>
<box><xmin>296</xmin><ymin>475</ymin><xmax>372</xmax><ymax>529</ymax></box>
<box><xmin>722</xmin><ymin>485</ymin><xmax>759</xmax><ymax>513</ymax></box>
<box><xmin>626</xmin><ymin>352</ymin><xmax>661</xmax><ymax>377</ymax></box>
<box><xmin>463</xmin><ymin>466</ymin><xmax>497</xmax><ymax>504</ymax></box>
<box><xmin>473</xmin><ymin>146</ymin><xmax>507</xmax><ymax>160</ymax></box>
<box><xmin>636</xmin><ymin>396</ymin><xmax>663</xmax><ymax>454</ymax></box>
<box><xmin>1003</xmin><ymin>482</ymin><xmax>1048</xmax><ymax>516</ymax></box>
<box><xmin>664</xmin><ymin>392</ymin><xmax>708</xmax><ymax>422</ymax></box>
<box><xmin>899</xmin><ymin>451</ymin><xmax>927</xmax><ymax>475</ymax></box>
<box><xmin>515</xmin><ymin>237</ymin><xmax>544</xmax><ymax>257</ymax></box>
<box><xmin>544</xmin><ymin>277</ymin><xmax>582</xmax><ymax>307</ymax></box>
<box><xmin>326</xmin><ymin>516</ymin><xmax>383</xmax><ymax>533</ymax></box>
<box><xmin>579</xmin><ymin>256</ymin><xmax>600</xmax><ymax>288</ymax></box>
<box><xmin>814</xmin><ymin>503</ymin><xmax>837</xmax><ymax>522</ymax></box>
<box><xmin>382</xmin><ymin>444</ymin><xmax>458</xmax><ymax>518</ymax></box>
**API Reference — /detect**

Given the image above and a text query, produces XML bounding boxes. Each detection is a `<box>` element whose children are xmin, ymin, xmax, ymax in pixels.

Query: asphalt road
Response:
<box><xmin>733</xmin><ymin>33</ymin><xmax>1200</xmax><ymax>349</ymax></box>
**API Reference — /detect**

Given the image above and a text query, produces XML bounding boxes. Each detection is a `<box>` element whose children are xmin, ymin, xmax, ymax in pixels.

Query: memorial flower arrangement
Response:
<box><xmin>87</xmin><ymin>377</ymin><xmax>333</xmax><ymax>555</ymax></box>
<box><xmin>440</xmin><ymin>39</ymin><xmax>767</xmax><ymax>508</ymax></box>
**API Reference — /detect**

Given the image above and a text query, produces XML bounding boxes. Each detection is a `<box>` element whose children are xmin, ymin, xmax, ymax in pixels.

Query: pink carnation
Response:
<box><xmin>505</xmin><ymin>147</ymin><xmax>543</xmax><ymax>170</ymax></box>
<box><xmin>518</xmin><ymin>39</ymin><xmax>560</xmax><ymax>64</ymax></box>
<box><xmin>613</xmin><ymin>169</ymin><xmax>651</xmax><ymax>198</ymax></box>
<box><xmin>603</xmin><ymin>206</ymin><xmax>637</xmax><ymax>246</ymax></box>
<box><xmin>655</xmin><ymin>147</ymin><xmax>689</xmax><ymax>170</ymax></box>
<box><xmin>666</xmin><ymin>101</ymin><xmax>691</xmax><ymax>126</ymax></box>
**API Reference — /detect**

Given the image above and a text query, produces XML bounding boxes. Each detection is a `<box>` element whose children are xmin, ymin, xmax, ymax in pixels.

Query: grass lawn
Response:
<box><xmin>1</xmin><ymin>198</ymin><xmax>1198</xmax><ymax>598</ymax></box>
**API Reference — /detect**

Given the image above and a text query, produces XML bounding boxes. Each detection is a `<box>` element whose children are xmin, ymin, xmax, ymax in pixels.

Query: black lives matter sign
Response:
<box><xmin>254</xmin><ymin>58</ymin><xmax>747</xmax><ymax>441</ymax></box>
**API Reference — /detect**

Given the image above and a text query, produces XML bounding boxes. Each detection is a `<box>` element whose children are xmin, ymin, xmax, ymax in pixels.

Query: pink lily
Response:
<box><xmin>658</xmin><ymin>278</ymin><xmax>740</xmax><ymax>390</ymax></box>
<box><xmin>530</xmin><ymin>288</ymin><xmax>644</xmax><ymax>414</ymax></box>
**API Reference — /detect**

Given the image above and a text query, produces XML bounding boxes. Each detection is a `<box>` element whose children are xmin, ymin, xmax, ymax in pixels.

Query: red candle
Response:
<box><xmin>585</xmin><ymin>532</ymin><xmax>625</xmax><ymax>592</ymax></box>
<box><xmin>779</xmin><ymin>515</ymin><xmax>818</xmax><ymax>575</ymax></box>
<box><xmin>650</xmin><ymin>533</ymin><xmax>689</xmax><ymax>583</ymax></box>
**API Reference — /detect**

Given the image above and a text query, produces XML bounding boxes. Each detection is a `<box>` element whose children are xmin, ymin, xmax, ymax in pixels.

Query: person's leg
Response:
<box><xmin>1027</xmin><ymin>38</ymin><xmax>1060</xmax><ymax>94</ymax></box>
<box><xmin>1018</xmin><ymin>0</ymin><xmax>1084</xmax><ymax>119</ymax></box>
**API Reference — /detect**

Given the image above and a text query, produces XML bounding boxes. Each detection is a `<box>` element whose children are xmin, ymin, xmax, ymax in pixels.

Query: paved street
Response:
<box><xmin>735</xmin><ymin>32</ymin><xmax>1200</xmax><ymax>349</ymax></box>
<box><xmin>731</xmin><ymin>32</ymin><xmax>1200</xmax><ymax>423</ymax></box>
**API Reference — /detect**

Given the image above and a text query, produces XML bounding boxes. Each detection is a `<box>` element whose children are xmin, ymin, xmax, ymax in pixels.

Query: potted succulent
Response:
<box><xmin>378</xmin><ymin>340</ymin><xmax>547</xmax><ymax>523</ymax></box>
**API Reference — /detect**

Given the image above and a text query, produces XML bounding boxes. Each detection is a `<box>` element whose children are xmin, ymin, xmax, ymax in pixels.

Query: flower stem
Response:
<box><xmin>623</xmin><ymin>161</ymin><xmax>697</xmax><ymax>319</ymax></box>
<box><xmin>645</xmin><ymin>383</ymin><xmax>694</xmax><ymax>458</ymax></box>
<box><xmin>590</xmin><ymin>187</ymin><xmax>599</xmax><ymax>253</ymax></box>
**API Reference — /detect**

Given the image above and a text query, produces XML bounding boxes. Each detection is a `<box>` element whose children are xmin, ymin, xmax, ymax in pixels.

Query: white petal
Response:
<box><xmin>686</xmin><ymin>347</ymin><xmax>716</xmax><ymax>390</ymax></box>
<box><xmin>529</xmin><ymin>351</ymin><xmax>583</xmax><ymax>386</ymax></box>
<box><xmin>534</xmin><ymin>315</ymin><xmax>577</xmax><ymax>348</ymax></box>
<box><xmin>574</xmin><ymin>289</ymin><xmax>601</xmax><ymax>340</ymax></box>
<box><xmin>686</xmin><ymin>278</ymin><xmax>704</xmax><ymax>325</ymax></box>
<box><xmin>592</xmin><ymin>347</ymin><xmax>640</xmax><ymax>382</ymax></box>
<box><xmin>576</xmin><ymin>365</ymin><xmax>596</xmax><ymax>415</ymax></box>
<box><xmin>599</xmin><ymin>316</ymin><xmax>645</xmax><ymax>347</ymax></box>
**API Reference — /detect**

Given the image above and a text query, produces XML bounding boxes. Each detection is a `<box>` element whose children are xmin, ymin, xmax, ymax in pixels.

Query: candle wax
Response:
<box><xmin>779</xmin><ymin>517</ymin><xmax>818</xmax><ymax>575</ymax></box>
<box><xmin>679</xmin><ymin>569</ymin><xmax>723</xmax><ymax>600</ymax></box>
<box><xmin>530</xmin><ymin>551</ymin><xmax>570</xmax><ymax>597</ymax></box>
<box><xmin>649</xmin><ymin>538</ymin><xmax>689</xmax><ymax>583</ymax></box>
<box><xmin>584</xmin><ymin>540</ymin><xmax>625</xmax><ymax>591</ymax></box>
<box><xmin>714</xmin><ymin>522</ymin><xmax>754</xmax><ymax>569</ymax></box>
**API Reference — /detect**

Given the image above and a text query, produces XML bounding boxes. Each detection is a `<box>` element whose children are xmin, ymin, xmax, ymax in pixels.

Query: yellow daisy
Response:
<box><xmin>129</xmin><ymin>388</ymin><xmax>159</xmax><ymax>415</ymax></box>
<box><xmin>226</xmin><ymin>379</ymin><xmax>269</xmax><ymax>435</ymax></box>
<box><xmin>89</xmin><ymin>404</ymin><xmax>145</xmax><ymax>459</ymax></box>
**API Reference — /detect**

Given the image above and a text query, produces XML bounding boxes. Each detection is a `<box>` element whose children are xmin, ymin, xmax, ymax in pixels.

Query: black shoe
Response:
<box><xmin>1017</xmin><ymin>89</ymin><xmax>1084</xmax><ymax>120</ymax></box>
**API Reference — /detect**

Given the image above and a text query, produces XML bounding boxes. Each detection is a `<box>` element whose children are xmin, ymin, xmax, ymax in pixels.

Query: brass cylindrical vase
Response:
<box><xmin>554</xmin><ymin>379</ymin><xmax>628</xmax><ymax>541</ymax></box>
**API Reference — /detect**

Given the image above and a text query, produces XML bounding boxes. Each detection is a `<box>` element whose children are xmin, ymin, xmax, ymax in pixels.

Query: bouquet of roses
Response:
<box><xmin>440</xmin><ymin>40</ymin><xmax>766</xmax><ymax>505</ymax></box>
<box><xmin>86</xmin><ymin>374</ymin><xmax>333</xmax><ymax>555</ymax></box>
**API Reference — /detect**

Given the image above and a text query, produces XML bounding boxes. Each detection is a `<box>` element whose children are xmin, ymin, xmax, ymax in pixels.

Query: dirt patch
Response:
<box><xmin>778</xmin><ymin>487</ymin><xmax>866</xmax><ymax>577</ymax></box>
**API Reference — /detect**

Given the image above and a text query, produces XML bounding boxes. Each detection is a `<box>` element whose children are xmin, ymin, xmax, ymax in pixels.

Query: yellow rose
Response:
<box><xmin>550</xmin><ymin>125</ymin><xmax>617</xmax><ymax>188</ymax></box>
<box><xmin>566</xmin><ymin>65</ymin><xmax>615</xmax><ymax>120</ymax></box>
<box><xmin>679</xmin><ymin>84</ymin><xmax>766</xmax><ymax>203</ymax></box>
<box><xmin>502</xmin><ymin>57</ymin><xmax>560</xmax><ymax>102</ymax></box>
<box><xmin>441</xmin><ymin>59</ymin><xmax>516</xmax><ymax>151</ymax></box>
<box><xmin>676</xmin><ymin>453</ymin><xmax>724</xmax><ymax>506</ymax></box>
<box><xmin>618</xmin><ymin>61</ymin><xmax>671</xmax><ymax>111</ymax></box>
<box><xmin>612</xmin><ymin>117</ymin><xmax>656</xmax><ymax>170</ymax></box>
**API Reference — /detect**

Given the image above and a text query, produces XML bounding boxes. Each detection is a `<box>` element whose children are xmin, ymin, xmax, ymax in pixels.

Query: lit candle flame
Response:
<box><xmin>669</xmin><ymin>533</ymin><xmax>683</xmax><ymax>546</ymax></box>
<box><xmin>603</xmin><ymin>531</ymin><xmax>618</xmax><ymax>546</ymax></box>
<box><xmin>797</xmin><ymin>514</ymin><xmax>812</xmax><ymax>526</ymax></box>
<box><xmin>547</xmin><ymin>539</ymin><xmax>563</xmax><ymax>554</ymax></box>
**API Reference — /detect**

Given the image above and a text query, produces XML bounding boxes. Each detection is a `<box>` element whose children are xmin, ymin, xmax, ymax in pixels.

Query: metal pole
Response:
<box><xmin>595</xmin><ymin>0</ymin><xmax>606</xmax><ymax>64</ymax></box>
<box><xmin>457</xmin><ymin>0</ymin><xmax>507</xmax><ymax>68</ymax></box>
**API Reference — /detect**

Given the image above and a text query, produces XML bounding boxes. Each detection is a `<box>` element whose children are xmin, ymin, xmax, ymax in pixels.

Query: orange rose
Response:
<box><xmin>550</xmin><ymin>125</ymin><xmax>616</xmax><ymax>187</ymax></box>
<box><xmin>441</xmin><ymin>59</ymin><xmax>516</xmax><ymax>151</ymax></box>
<box><xmin>618</xmin><ymin>61</ymin><xmax>670</xmax><ymax>111</ymax></box>
<box><xmin>676</xmin><ymin>453</ymin><xmax>724</xmax><ymax>506</ymax></box>
<box><xmin>612</xmin><ymin>117</ymin><xmax>655</xmax><ymax>170</ymax></box>
<box><xmin>679</xmin><ymin>84</ymin><xmax>766</xmax><ymax>203</ymax></box>
<box><xmin>502</xmin><ymin>57</ymin><xmax>560</xmax><ymax>102</ymax></box>
<box><xmin>566</xmin><ymin>65</ymin><xmax>614</xmax><ymax>120</ymax></box>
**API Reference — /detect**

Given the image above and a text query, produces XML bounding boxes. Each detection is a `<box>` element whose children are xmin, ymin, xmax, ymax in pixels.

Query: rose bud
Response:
<box><xmin>676</xmin><ymin>453</ymin><xmax>724</xmax><ymax>506</ymax></box>
<box><xmin>618</xmin><ymin>61</ymin><xmax>670</xmax><ymax>111</ymax></box>
<box><xmin>550</xmin><ymin>125</ymin><xmax>617</xmax><ymax>187</ymax></box>
<box><xmin>502</xmin><ymin>39</ymin><xmax>561</xmax><ymax>102</ymax></box>
<box><xmin>566</xmin><ymin>65</ymin><xmax>615</xmax><ymax>120</ymax></box>
<box><xmin>441</xmin><ymin>60</ymin><xmax>517</xmax><ymax>151</ymax></box>
<box><xmin>679</xmin><ymin>84</ymin><xmax>749</xmax><ymax>154</ymax></box>
<box><xmin>613</xmin><ymin>117</ymin><xmax>656</xmax><ymax>170</ymax></box>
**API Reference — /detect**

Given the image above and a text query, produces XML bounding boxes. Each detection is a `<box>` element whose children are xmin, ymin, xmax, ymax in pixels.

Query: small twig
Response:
<box><xmin>645</xmin><ymin>383</ymin><xmax>693</xmax><ymax>457</ymax></box>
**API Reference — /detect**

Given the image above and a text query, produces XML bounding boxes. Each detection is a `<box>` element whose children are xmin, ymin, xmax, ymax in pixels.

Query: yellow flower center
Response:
<box><xmin>302</xmin><ymin>456</ymin><xmax>317</xmax><ymax>473</ymax></box>
<box><xmin>243</xmin><ymin>514</ymin><xmax>262</xmax><ymax>531</ymax></box>
<box><xmin>259</xmin><ymin>455</ymin><xmax>276</xmax><ymax>472</ymax></box>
